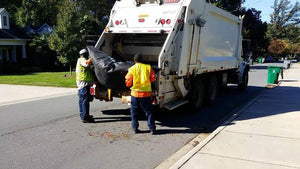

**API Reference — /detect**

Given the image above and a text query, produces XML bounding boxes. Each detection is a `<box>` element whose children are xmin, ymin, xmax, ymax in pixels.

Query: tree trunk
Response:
<box><xmin>69</xmin><ymin>63</ymin><xmax>72</xmax><ymax>76</ymax></box>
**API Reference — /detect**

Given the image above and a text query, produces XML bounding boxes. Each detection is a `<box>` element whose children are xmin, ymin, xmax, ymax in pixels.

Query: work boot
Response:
<box><xmin>82</xmin><ymin>118</ymin><xmax>95</xmax><ymax>123</ymax></box>
<box><xmin>150</xmin><ymin>130</ymin><xmax>157</xmax><ymax>135</ymax></box>
<box><xmin>132</xmin><ymin>128</ymin><xmax>141</xmax><ymax>134</ymax></box>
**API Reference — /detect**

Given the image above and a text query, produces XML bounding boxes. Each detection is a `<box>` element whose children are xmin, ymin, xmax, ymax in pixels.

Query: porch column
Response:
<box><xmin>22</xmin><ymin>45</ymin><xmax>26</xmax><ymax>59</ymax></box>
<box><xmin>12</xmin><ymin>46</ymin><xmax>17</xmax><ymax>62</ymax></box>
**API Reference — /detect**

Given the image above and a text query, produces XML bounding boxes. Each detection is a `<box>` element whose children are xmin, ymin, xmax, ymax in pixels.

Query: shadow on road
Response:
<box><xmin>102</xmin><ymin>108</ymin><xmax>130</xmax><ymax>115</ymax></box>
<box><xmin>95</xmin><ymin>85</ymin><xmax>267</xmax><ymax>135</ymax></box>
<box><xmin>250</xmin><ymin>65</ymin><xmax>268</xmax><ymax>70</ymax></box>
<box><xmin>93</xmin><ymin>116</ymin><xmax>131</xmax><ymax>123</ymax></box>
<box><xmin>280</xmin><ymin>80</ymin><xmax>298</xmax><ymax>82</ymax></box>
<box><xmin>156</xmin><ymin>85</ymin><xmax>269</xmax><ymax>134</ymax></box>
<box><xmin>93</xmin><ymin>108</ymin><xmax>131</xmax><ymax>123</ymax></box>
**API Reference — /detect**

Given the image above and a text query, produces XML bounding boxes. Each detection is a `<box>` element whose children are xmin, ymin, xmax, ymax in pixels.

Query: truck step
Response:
<box><xmin>164</xmin><ymin>100</ymin><xmax>189</xmax><ymax>111</ymax></box>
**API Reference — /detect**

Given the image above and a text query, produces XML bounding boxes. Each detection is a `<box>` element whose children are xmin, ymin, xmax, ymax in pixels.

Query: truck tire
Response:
<box><xmin>238</xmin><ymin>70</ymin><xmax>249</xmax><ymax>90</ymax></box>
<box><xmin>189</xmin><ymin>78</ymin><xmax>205</xmax><ymax>111</ymax></box>
<box><xmin>205</xmin><ymin>76</ymin><xmax>218</xmax><ymax>105</ymax></box>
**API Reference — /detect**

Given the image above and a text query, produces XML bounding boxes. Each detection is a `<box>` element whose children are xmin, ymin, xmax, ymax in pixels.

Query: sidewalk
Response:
<box><xmin>0</xmin><ymin>84</ymin><xmax>77</xmax><ymax>106</ymax></box>
<box><xmin>171</xmin><ymin>64</ymin><xmax>300</xmax><ymax>169</ymax></box>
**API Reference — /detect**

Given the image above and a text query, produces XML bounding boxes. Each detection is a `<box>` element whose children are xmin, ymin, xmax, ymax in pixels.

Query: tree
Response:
<box><xmin>48</xmin><ymin>0</ymin><xmax>83</xmax><ymax>75</ymax></box>
<box><xmin>268</xmin><ymin>0</ymin><xmax>300</xmax><ymax>39</ymax></box>
<box><xmin>268</xmin><ymin>38</ymin><xmax>288</xmax><ymax>57</ymax></box>
<box><xmin>235</xmin><ymin>8</ymin><xmax>269</xmax><ymax>59</ymax></box>
<box><xmin>30</xmin><ymin>34</ymin><xmax>59</xmax><ymax>71</ymax></box>
<box><xmin>286</xmin><ymin>41</ymin><xmax>300</xmax><ymax>57</ymax></box>
<box><xmin>267</xmin><ymin>0</ymin><xmax>300</xmax><ymax>58</ymax></box>
<box><xmin>15</xmin><ymin>0</ymin><xmax>60</xmax><ymax>27</ymax></box>
<box><xmin>48</xmin><ymin>0</ymin><xmax>114</xmax><ymax>74</ymax></box>
<box><xmin>283</xmin><ymin>24</ymin><xmax>300</xmax><ymax>44</ymax></box>
<box><xmin>207</xmin><ymin>0</ymin><xmax>245</xmax><ymax>12</ymax></box>
<box><xmin>76</xmin><ymin>0</ymin><xmax>113</xmax><ymax>24</ymax></box>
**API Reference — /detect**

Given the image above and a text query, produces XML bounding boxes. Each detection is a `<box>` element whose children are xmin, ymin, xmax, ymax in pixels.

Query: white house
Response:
<box><xmin>0</xmin><ymin>8</ymin><xmax>30</xmax><ymax>64</ymax></box>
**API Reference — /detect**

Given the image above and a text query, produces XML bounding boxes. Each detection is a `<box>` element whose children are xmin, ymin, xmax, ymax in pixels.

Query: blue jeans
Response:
<box><xmin>78</xmin><ymin>85</ymin><xmax>91</xmax><ymax>120</ymax></box>
<box><xmin>130</xmin><ymin>96</ymin><xmax>156</xmax><ymax>131</ymax></box>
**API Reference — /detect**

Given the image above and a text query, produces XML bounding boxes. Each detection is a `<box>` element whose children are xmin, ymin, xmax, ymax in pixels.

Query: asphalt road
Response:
<box><xmin>0</xmin><ymin>63</ymin><xmax>281</xmax><ymax>169</ymax></box>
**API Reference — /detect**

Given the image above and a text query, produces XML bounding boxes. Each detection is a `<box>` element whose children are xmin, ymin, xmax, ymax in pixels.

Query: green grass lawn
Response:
<box><xmin>0</xmin><ymin>72</ymin><xmax>76</xmax><ymax>88</ymax></box>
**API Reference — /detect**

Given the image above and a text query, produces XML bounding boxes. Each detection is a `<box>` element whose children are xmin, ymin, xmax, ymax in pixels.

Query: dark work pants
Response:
<box><xmin>78</xmin><ymin>85</ymin><xmax>91</xmax><ymax>120</ymax></box>
<box><xmin>130</xmin><ymin>96</ymin><xmax>156</xmax><ymax>131</ymax></box>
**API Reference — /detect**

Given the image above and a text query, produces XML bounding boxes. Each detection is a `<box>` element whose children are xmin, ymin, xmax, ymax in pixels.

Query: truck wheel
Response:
<box><xmin>205</xmin><ymin>76</ymin><xmax>218</xmax><ymax>105</ymax></box>
<box><xmin>189</xmin><ymin>78</ymin><xmax>205</xmax><ymax>111</ymax></box>
<box><xmin>238</xmin><ymin>70</ymin><xmax>249</xmax><ymax>90</ymax></box>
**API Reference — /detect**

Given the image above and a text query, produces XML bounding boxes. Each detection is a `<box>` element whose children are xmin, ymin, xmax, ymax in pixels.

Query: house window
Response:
<box><xmin>3</xmin><ymin>16</ymin><xmax>8</xmax><ymax>26</ymax></box>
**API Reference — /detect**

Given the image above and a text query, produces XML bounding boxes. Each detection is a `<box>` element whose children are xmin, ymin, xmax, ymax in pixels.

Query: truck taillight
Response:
<box><xmin>138</xmin><ymin>18</ymin><xmax>145</xmax><ymax>22</ymax></box>
<box><xmin>166</xmin><ymin>19</ymin><xmax>171</xmax><ymax>24</ymax></box>
<box><xmin>178</xmin><ymin>19</ymin><xmax>182</xmax><ymax>23</ymax></box>
<box><xmin>115</xmin><ymin>20</ymin><xmax>122</xmax><ymax>25</ymax></box>
<box><xmin>160</xmin><ymin>19</ymin><xmax>171</xmax><ymax>25</ymax></box>
<box><xmin>90</xmin><ymin>84</ymin><xmax>96</xmax><ymax>95</ymax></box>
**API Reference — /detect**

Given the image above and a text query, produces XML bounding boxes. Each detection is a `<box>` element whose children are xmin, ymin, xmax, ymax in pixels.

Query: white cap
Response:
<box><xmin>79</xmin><ymin>49</ymin><xmax>88</xmax><ymax>55</ymax></box>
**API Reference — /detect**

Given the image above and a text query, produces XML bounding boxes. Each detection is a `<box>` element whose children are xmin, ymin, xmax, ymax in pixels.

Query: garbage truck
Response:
<box><xmin>89</xmin><ymin>0</ymin><xmax>250</xmax><ymax>111</ymax></box>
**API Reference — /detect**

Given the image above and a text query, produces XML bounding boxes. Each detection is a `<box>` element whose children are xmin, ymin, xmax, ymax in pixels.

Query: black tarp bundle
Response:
<box><xmin>87</xmin><ymin>46</ymin><xmax>134</xmax><ymax>90</ymax></box>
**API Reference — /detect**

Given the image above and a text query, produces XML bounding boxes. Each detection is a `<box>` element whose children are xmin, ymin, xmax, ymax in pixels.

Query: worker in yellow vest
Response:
<box><xmin>125</xmin><ymin>54</ymin><xmax>157</xmax><ymax>134</ymax></box>
<box><xmin>76</xmin><ymin>49</ymin><xmax>94</xmax><ymax>123</ymax></box>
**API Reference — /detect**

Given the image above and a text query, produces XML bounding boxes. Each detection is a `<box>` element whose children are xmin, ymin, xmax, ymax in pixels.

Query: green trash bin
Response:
<box><xmin>258</xmin><ymin>58</ymin><xmax>262</xmax><ymax>64</ymax></box>
<box><xmin>267</xmin><ymin>66</ymin><xmax>282</xmax><ymax>84</ymax></box>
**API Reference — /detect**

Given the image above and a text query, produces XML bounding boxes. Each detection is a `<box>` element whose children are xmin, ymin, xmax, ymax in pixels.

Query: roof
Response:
<box><xmin>37</xmin><ymin>23</ymin><xmax>52</xmax><ymax>32</ymax></box>
<box><xmin>0</xmin><ymin>25</ymin><xmax>31</xmax><ymax>40</ymax></box>
<box><xmin>0</xmin><ymin>8</ymin><xmax>8</xmax><ymax>15</ymax></box>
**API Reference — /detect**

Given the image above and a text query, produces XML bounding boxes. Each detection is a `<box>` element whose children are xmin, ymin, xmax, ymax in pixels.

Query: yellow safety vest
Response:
<box><xmin>76</xmin><ymin>57</ymin><xmax>93</xmax><ymax>82</ymax></box>
<box><xmin>129</xmin><ymin>63</ymin><xmax>152</xmax><ymax>92</ymax></box>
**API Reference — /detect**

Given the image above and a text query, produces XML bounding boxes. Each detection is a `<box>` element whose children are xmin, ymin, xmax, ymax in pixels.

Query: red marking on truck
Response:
<box><xmin>164</xmin><ymin>0</ymin><xmax>179</xmax><ymax>3</ymax></box>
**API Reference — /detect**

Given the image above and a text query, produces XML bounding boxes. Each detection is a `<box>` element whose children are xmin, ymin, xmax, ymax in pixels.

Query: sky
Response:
<box><xmin>242</xmin><ymin>0</ymin><xmax>299</xmax><ymax>23</ymax></box>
